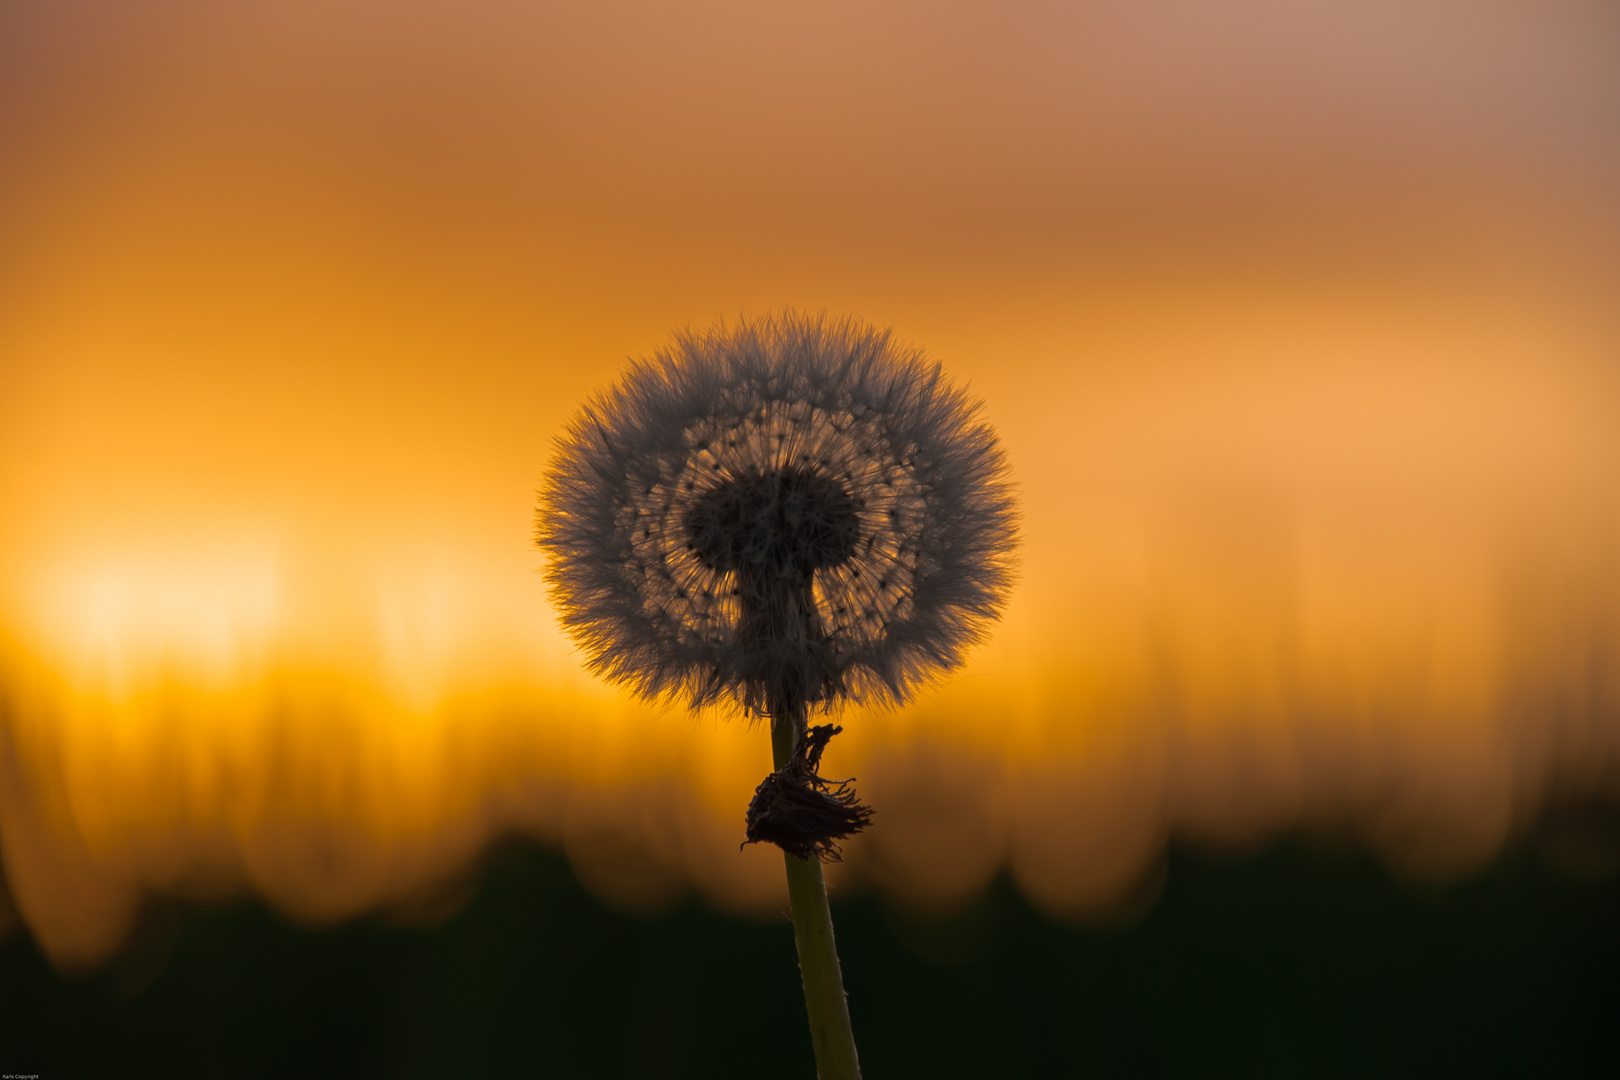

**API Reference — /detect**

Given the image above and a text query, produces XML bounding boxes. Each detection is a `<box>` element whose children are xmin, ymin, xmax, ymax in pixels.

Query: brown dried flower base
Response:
<box><xmin>744</xmin><ymin>724</ymin><xmax>874</xmax><ymax>862</ymax></box>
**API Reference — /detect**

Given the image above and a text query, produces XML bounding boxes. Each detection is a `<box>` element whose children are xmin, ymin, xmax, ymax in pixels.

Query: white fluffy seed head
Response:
<box><xmin>537</xmin><ymin>311</ymin><xmax>1019</xmax><ymax>718</ymax></box>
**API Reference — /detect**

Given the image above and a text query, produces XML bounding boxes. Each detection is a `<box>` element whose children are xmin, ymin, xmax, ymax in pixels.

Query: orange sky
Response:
<box><xmin>3</xmin><ymin>0</ymin><xmax>1619</xmax><ymax>967</ymax></box>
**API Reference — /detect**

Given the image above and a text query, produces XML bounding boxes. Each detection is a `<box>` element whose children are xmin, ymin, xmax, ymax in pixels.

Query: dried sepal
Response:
<box><xmin>744</xmin><ymin>724</ymin><xmax>874</xmax><ymax>863</ymax></box>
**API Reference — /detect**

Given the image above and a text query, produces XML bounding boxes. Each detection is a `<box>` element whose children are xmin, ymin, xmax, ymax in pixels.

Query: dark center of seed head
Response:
<box><xmin>686</xmin><ymin>468</ymin><xmax>860</xmax><ymax>576</ymax></box>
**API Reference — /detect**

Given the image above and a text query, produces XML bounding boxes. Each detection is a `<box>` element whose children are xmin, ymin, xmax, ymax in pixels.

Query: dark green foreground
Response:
<box><xmin>2</xmin><ymin>837</ymin><xmax>1616</xmax><ymax>1077</ymax></box>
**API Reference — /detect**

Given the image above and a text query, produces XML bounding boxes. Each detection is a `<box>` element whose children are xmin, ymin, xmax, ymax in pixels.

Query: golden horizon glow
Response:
<box><xmin>3</xmin><ymin>0</ymin><xmax>1619</xmax><ymax>967</ymax></box>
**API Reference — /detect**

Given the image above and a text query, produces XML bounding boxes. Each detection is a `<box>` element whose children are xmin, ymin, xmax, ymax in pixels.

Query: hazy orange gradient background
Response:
<box><xmin>3</xmin><ymin>0</ymin><xmax>1619</xmax><ymax>967</ymax></box>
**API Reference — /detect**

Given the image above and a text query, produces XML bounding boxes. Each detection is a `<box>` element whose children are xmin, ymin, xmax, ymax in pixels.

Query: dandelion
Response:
<box><xmin>537</xmin><ymin>311</ymin><xmax>1017</xmax><ymax>1080</ymax></box>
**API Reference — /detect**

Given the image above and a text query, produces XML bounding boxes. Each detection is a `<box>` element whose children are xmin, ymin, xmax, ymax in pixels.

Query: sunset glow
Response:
<box><xmin>3</xmin><ymin>0</ymin><xmax>1618</xmax><ymax>967</ymax></box>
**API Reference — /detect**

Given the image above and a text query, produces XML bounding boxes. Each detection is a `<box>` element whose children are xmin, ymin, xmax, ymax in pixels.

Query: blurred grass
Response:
<box><xmin>2</xmin><ymin>833</ymin><xmax>1617</xmax><ymax>1078</ymax></box>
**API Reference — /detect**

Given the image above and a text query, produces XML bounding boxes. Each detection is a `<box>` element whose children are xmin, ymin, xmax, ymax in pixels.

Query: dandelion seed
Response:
<box><xmin>537</xmin><ymin>310</ymin><xmax>1018</xmax><ymax>721</ymax></box>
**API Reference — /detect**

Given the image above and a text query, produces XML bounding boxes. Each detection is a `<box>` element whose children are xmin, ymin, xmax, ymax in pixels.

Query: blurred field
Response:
<box><xmin>4</xmin><ymin>843</ymin><xmax>1618</xmax><ymax>1077</ymax></box>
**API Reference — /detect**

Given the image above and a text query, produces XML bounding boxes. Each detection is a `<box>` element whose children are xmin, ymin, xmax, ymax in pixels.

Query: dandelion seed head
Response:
<box><xmin>537</xmin><ymin>311</ymin><xmax>1018</xmax><ymax>717</ymax></box>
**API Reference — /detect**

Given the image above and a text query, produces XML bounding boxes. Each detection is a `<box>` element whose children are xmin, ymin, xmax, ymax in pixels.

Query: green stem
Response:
<box><xmin>772</xmin><ymin>710</ymin><xmax>862</xmax><ymax>1080</ymax></box>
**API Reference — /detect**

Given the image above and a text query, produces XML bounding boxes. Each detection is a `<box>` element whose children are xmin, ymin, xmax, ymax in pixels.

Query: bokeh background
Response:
<box><xmin>3</xmin><ymin>0</ymin><xmax>1618</xmax><ymax>1074</ymax></box>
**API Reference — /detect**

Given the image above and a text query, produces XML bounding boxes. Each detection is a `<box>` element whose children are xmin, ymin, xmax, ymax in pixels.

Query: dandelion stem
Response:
<box><xmin>772</xmin><ymin>709</ymin><xmax>862</xmax><ymax>1080</ymax></box>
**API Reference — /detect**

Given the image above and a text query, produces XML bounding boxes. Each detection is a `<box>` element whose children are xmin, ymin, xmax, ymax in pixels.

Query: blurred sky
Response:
<box><xmin>2</xmin><ymin>0</ymin><xmax>1619</xmax><ymax>967</ymax></box>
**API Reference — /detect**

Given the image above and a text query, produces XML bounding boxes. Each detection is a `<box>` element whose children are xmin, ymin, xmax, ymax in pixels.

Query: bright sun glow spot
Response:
<box><xmin>23</xmin><ymin>547</ymin><xmax>284</xmax><ymax>699</ymax></box>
